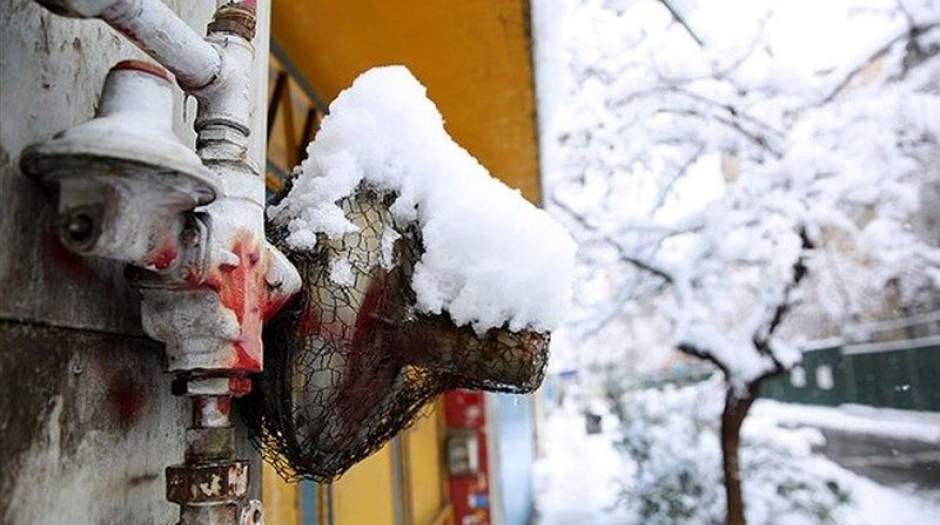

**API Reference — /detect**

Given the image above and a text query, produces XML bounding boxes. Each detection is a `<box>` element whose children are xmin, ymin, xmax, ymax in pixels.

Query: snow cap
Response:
<box><xmin>270</xmin><ymin>65</ymin><xmax>577</xmax><ymax>333</ymax></box>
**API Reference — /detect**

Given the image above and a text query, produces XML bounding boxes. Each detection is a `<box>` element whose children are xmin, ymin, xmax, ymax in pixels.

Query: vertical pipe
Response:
<box><xmin>390</xmin><ymin>436</ymin><xmax>406</xmax><ymax>525</ymax></box>
<box><xmin>249</xmin><ymin>0</ymin><xmax>271</xmax><ymax>170</ymax></box>
<box><xmin>193</xmin><ymin>396</ymin><xmax>232</xmax><ymax>428</ymax></box>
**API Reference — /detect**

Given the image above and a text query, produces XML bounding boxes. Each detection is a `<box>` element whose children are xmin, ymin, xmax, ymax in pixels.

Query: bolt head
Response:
<box><xmin>57</xmin><ymin>205</ymin><xmax>103</xmax><ymax>251</ymax></box>
<box><xmin>66</xmin><ymin>213</ymin><xmax>94</xmax><ymax>242</ymax></box>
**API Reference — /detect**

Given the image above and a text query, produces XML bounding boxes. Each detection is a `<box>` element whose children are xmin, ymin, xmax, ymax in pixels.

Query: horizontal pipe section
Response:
<box><xmin>99</xmin><ymin>0</ymin><xmax>222</xmax><ymax>90</ymax></box>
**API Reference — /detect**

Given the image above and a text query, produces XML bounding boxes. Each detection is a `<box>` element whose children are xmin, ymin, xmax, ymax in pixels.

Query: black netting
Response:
<box><xmin>243</xmin><ymin>184</ymin><xmax>549</xmax><ymax>482</ymax></box>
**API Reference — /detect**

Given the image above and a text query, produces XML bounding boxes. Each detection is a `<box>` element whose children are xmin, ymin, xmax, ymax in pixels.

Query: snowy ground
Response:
<box><xmin>752</xmin><ymin>400</ymin><xmax>940</xmax><ymax>444</ymax></box>
<box><xmin>534</xmin><ymin>398</ymin><xmax>940</xmax><ymax>525</ymax></box>
<box><xmin>533</xmin><ymin>405</ymin><xmax>631</xmax><ymax>525</ymax></box>
<box><xmin>752</xmin><ymin>400</ymin><xmax>940</xmax><ymax>492</ymax></box>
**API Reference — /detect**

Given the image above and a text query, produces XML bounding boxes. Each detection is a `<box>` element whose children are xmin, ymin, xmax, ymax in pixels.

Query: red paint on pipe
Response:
<box><xmin>204</xmin><ymin>231</ymin><xmax>268</xmax><ymax>372</ymax></box>
<box><xmin>193</xmin><ymin>395</ymin><xmax>232</xmax><ymax>417</ymax></box>
<box><xmin>146</xmin><ymin>243</ymin><xmax>178</xmax><ymax>271</ymax></box>
<box><xmin>216</xmin><ymin>395</ymin><xmax>232</xmax><ymax>415</ymax></box>
<box><xmin>262</xmin><ymin>293</ymin><xmax>291</xmax><ymax>322</ymax></box>
<box><xmin>187</xmin><ymin>230</ymin><xmax>296</xmax><ymax>373</ymax></box>
<box><xmin>112</xmin><ymin>59</ymin><xmax>172</xmax><ymax>82</ymax></box>
<box><xmin>228</xmin><ymin>375</ymin><xmax>253</xmax><ymax>396</ymax></box>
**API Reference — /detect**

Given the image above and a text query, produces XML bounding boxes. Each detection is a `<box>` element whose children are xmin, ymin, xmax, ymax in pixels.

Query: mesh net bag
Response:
<box><xmin>244</xmin><ymin>184</ymin><xmax>550</xmax><ymax>482</ymax></box>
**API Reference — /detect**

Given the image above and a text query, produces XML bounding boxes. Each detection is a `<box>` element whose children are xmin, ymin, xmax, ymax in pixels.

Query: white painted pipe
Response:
<box><xmin>37</xmin><ymin>0</ymin><xmax>223</xmax><ymax>90</ymax></box>
<box><xmin>101</xmin><ymin>0</ymin><xmax>222</xmax><ymax>90</ymax></box>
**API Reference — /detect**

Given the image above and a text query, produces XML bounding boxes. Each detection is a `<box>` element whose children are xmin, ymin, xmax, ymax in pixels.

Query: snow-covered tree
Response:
<box><xmin>615</xmin><ymin>378</ymin><xmax>852</xmax><ymax>525</ymax></box>
<box><xmin>541</xmin><ymin>1</ymin><xmax>940</xmax><ymax>523</ymax></box>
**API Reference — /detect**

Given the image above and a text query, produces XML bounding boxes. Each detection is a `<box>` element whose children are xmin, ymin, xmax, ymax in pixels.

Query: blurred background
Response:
<box><xmin>2</xmin><ymin>1</ymin><xmax>938</xmax><ymax>524</ymax></box>
<box><xmin>534</xmin><ymin>1</ymin><xmax>940</xmax><ymax>524</ymax></box>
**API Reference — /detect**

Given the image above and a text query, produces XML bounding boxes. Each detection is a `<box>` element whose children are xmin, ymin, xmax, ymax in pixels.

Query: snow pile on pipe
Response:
<box><xmin>269</xmin><ymin>66</ymin><xmax>576</xmax><ymax>333</ymax></box>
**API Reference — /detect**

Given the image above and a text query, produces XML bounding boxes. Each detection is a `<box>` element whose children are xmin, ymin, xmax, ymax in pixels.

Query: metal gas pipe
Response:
<box><xmin>21</xmin><ymin>1</ymin><xmax>300</xmax><ymax>524</ymax></box>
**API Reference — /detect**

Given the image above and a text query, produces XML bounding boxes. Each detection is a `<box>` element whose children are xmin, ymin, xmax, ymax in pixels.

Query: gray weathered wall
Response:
<box><xmin>0</xmin><ymin>1</ymin><xmax>269</xmax><ymax>522</ymax></box>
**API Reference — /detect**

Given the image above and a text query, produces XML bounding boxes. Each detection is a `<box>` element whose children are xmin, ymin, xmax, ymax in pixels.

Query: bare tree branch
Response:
<box><xmin>672</xmin><ymin>227</ymin><xmax>814</xmax><ymax>386</ymax></box>
<box><xmin>650</xmin><ymin>143</ymin><xmax>706</xmax><ymax>214</ymax></box>
<box><xmin>813</xmin><ymin>23</ymin><xmax>938</xmax><ymax>108</ymax></box>
<box><xmin>678</xmin><ymin>342</ymin><xmax>732</xmax><ymax>378</ymax></box>
<box><xmin>669</xmin><ymin>87</ymin><xmax>785</xmax><ymax>138</ymax></box>
<box><xmin>550</xmin><ymin>195</ymin><xmax>675</xmax><ymax>284</ymax></box>
<box><xmin>652</xmin><ymin>8</ymin><xmax>773</xmax><ymax>85</ymax></box>
<box><xmin>658</xmin><ymin>108</ymin><xmax>783</xmax><ymax>158</ymax></box>
<box><xmin>751</xmin><ymin>227</ymin><xmax>815</xmax><ymax>379</ymax></box>
<box><xmin>655</xmin><ymin>0</ymin><xmax>705</xmax><ymax>47</ymax></box>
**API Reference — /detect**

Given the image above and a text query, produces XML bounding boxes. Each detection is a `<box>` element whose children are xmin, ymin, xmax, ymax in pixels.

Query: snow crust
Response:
<box><xmin>269</xmin><ymin>66</ymin><xmax>577</xmax><ymax>333</ymax></box>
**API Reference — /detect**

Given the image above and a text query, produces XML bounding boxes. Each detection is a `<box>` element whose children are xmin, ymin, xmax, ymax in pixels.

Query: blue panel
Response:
<box><xmin>301</xmin><ymin>480</ymin><xmax>318</xmax><ymax>525</ymax></box>
<box><xmin>494</xmin><ymin>394</ymin><xmax>535</xmax><ymax>525</ymax></box>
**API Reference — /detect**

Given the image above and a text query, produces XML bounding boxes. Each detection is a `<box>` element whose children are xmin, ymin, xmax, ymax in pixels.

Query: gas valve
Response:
<box><xmin>21</xmin><ymin>60</ymin><xmax>219</xmax><ymax>279</ymax></box>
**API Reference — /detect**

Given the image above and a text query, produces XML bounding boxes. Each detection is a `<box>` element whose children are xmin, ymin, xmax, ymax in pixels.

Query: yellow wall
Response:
<box><xmin>272</xmin><ymin>0</ymin><xmax>542</xmax><ymax>203</ymax></box>
<box><xmin>332</xmin><ymin>444</ymin><xmax>399</xmax><ymax>525</ymax></box>
<box><xmin>404</xmin><ymin>407</ymin><xmax>448</xmax><ymax>525</ymax></box>
<box><xmin>260</xmin><ymin>401</ymin><xmax>452</xmax><ymax>525</ymax></box>
<box><xmin>329</xmin><ymin>401</ymin><xmax>450</xmax><ymax>525</ymax></box>
<box><xmin>261</xmin><ymin>462</ymin><xmax>300</xmax><ymax>525</ymax></box>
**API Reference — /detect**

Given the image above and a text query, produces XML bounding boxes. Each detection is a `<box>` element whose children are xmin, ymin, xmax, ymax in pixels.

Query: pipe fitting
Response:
<box><xmin>192</xmin><ymin>16</ymin><xmax>258</xmax><ymax>149</ymax></box>
<box><xmin>33</xmin><ymin>0</ymin><xmax>118</xmax><ymax>17</ymax></box>
<box><xmin>101</xmin><ymin>0</ymin><xmax>223</xmax><ymax>90</ymax></box>
<box><xmin>208</xmin><ymin>2</ymin><xmax>257</xmax><ymax>42</ymax></box>
<box><xmin>138</xmin><ymin>1</ymin><xmax>299</xmax><ymax>377</ymax></box>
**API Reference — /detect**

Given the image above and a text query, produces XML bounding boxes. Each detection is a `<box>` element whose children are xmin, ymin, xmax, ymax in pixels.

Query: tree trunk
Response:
<box><xmin>720</xmin><ymin>384</ymin><xmax>758</xmax><ymax>525</ymax></box>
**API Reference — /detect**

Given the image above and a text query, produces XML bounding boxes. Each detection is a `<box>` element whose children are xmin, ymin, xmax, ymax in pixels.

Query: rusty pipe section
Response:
<box><xmin>167</xmin><ymin>376</ymin><xmax>260</xmax><ymax>525</ymax></box>
<box><xmin>35</xmin><ymin>0</ymin><xmax>222</xmax><ymax>90</ymax></box>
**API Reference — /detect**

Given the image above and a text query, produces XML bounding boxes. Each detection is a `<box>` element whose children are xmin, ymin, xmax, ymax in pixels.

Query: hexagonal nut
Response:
<box><xmin>179</xmin><ymin>503</ymin><xmax>239</xmax><ymax>525</ymax></box>
<box><xmin>172</xmin><ymin>376</ymin><xmax>252</xmax><ymax>397</ymax></box>
<box><xmin>208</xmin><ymin>3</ymin><xmax>257</xmax><ymax>41</ymax></box>
<box><xmin>166</xmin><ymin>461</ymin><xmax>249</xmax><ymax>505</ymax></box>
<box><xmin>197</xmin><ymin>125</ymin><xmax>248</xmax><ymax>147</ymax></box>
<box><xmin>198</xmin><ymin>144</ymin><xmax>250</xmax><ymax>164</ymax></box>
<box><xmin>174</xmin><ymin>376</ymin><xmax>231</xmax><ymax>396</ymax></box>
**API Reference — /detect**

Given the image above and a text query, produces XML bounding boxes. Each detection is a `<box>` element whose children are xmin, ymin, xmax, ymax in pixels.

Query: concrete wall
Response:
<box><xmin>0</xmin><ymin>1</ymin><xmax>267</xmax><ymax>522</ymax></box>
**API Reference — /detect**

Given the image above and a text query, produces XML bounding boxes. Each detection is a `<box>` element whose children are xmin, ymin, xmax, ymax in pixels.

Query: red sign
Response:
<box><xmin>444</xmin><ymin>390</ymin><xmax>491</xmax><ymax>525</ymax></box>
